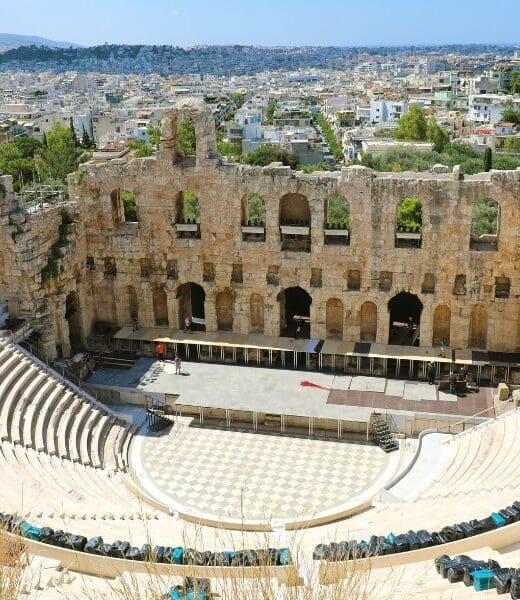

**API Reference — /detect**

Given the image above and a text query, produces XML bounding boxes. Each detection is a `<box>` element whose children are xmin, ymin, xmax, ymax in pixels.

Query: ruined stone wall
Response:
<box><xmin>2</xmin><ymin>101</ymin><xmax>520</xmax><ymax>358</ymax></box>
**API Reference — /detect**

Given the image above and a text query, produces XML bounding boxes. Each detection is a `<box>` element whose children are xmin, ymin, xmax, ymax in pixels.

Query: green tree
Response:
<box><xmin>504</xmin><ymin>137</ymin><xmax>520</xmax><ymax>153</ymax></box>
<box><xmin>69</xmin><ymin>116</ymin><xmax>79</xmax><ymax>146</ymax></box>
<box><xmin>178</xmin><ymin>119</ymin><xmax>196</xmax><ymax>155</ymax></box>
<box><xmin>217</xmin><ymin>137</ymin><xmax>241</xmax><ymax>156</ymax></box>
<box><xmin>39</xmin><ymin>123</ymin><xmax>81</xmax><ymax>182</ymax></box>
<box><xmin>0</xmin><ymin>138</ymin><xmax>42</xmax><ymax>190</ymax></box>
<box><xmin>121</xmin><ymin>189</ymin><xmax>137</xmax><ymax>222</ymax></box>
<box><xmin>315</xmin><ymin>112</ymin><xmax>344</xmax><ymax>162</ymax></box>
<box><xmin>246</xmin><ymin>193</ymin><xmax>266</xmax><ymax>223</ymax></box>
<box><xmin>483</xmin><ymin>147</ymin><xmax>493</xmax><ymax>172</ymax></box>
<box><xmin>147</xmin><ymin>126</ymin><xmax>161</xmax><ymax>147</ymax></box>
<box><xmin>500</xmin><ymin>106</ymin><xmax>520</xmax><ymax>126</ymax></box>
<box><xmin>396</xmin><ymin>197</ymin><xmax>423</xmax><ymax>232</ymax></box>
<box><xmin>265</xmin><ymin>102</ymin><xmax>276</xmax><ymax>125</ymax></box>
<box><xmin>426</xmin><ymin>117</ymin><xmax>449</xmax><ymax>152</ymax></box>
<box><xmin>81</xmin><ymin>127</ymin><xmax>93</xmax><ymax>149</ymax></box>
<box><xmin>510</xmin><ymin>71</ymin><xmax>520</xmax><ymax>94</ymax></box>
<box><xmin>471</xmin><ymin>199</ymin><xmax>499</xmax><ymax>237</ymax></box>
<box><xmin>129</xmin><ymin>139</ymin><xmax>154</xmax><ymax>157</ymax></box>
<box><xmin>393</xmin><ymin>104</ymin><xmax>428</xmax><ymax>141</ymax></box>
<box><xmin>182</xmin><ymin>190</ymin><xmax>200</xmax><ymax>222</ymax></box>
<box><xmin>326</xmin><ymin>194</ymin><xmax>350</xmax><ymax>228</ymax></box>
<box><xmin>243</xmin><ymin>145</ymin><xmax>298</xmax><ymax>169</ymax></box>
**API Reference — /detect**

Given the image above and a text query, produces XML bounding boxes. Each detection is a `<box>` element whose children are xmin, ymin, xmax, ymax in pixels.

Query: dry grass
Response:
<box><xmin>0</xmin><ymin>527</ymin><xmax>27</xmax><ymax>600</ymax></box>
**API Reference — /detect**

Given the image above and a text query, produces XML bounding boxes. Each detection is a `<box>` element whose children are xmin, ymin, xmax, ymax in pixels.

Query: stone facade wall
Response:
<box><xmin>1</xmin><ymin>101</ymin><xmax>520</xmax><ymax>358</ymax></box>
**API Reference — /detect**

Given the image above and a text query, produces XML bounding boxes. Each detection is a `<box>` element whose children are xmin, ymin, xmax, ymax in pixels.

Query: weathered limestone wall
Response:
<box><xmin>1</xmin><ymin>101</ymin><xmax>520</xmax><ymax>358</ymax></box>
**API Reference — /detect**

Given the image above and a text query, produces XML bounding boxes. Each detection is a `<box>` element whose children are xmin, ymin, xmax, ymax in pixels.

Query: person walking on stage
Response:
<box><xmin>156</xmin><ymin>341</ymin><xmax>166</xmax><ymax>362</ymax></box>
<box><xmin>175</xmin><ymin>354</ymin><xmax>182</xmax><ymax>375</ymax></box>
<box><xmin>184</xmin><ymin>314</ymin><xmax>192</xmax><ymax>333</ymax></box>
<box><xmin>427</xmin><ymin>361</ymin><xmax>435</xmax><ymax>385</ymax></box>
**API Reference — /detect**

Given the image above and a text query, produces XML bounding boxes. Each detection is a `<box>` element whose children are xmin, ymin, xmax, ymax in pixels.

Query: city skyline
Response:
<box><xmin>0</xmin><ymin>0</ymin><xmax>519</xmax><ymax>48</ymax></box>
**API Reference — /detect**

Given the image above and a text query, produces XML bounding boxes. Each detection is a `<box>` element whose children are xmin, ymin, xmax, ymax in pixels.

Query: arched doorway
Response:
<box><xmin>65</xmin><ymin>292</ymin><xmax>82</xmax><ymax>351</ymax></box>
<box><xmin>216</xmin><ymin>290</ymin><xmax>234</xmax><ymax>331</ymax></box>
<box><xmin>326</xmin><ymin>298</ymin><xmax>343</xmax><ymax>339</ymax></box>
<box><xmin>388</xmin><ymin>292</ymin><xmax>423</xmax><ymax>345</ymax></box>
<box><xmin>469</xmin><ymin>305</ymin><xmax>488</xmax><ymax>349</ymax></box>
<box><xmin>279</xmin><ymin>286</ymin><xmax>312</xmax><ymax>338</ymax></box>
<box><xmin>433</xmin><ymin>305</ymin><xmax>451</xmax><ymax>346</ymax></box>
<box><xmin>249</xmin><ymin>293</ymin><xmax>264</xmax><ymax>333</ymax></box>
<box><xmin>177</xmin><ymin>282</ymin><xmax>206</xmax><ymax>331</ymax></box>
<box><xmin>360</xmin><ymin>301</ymin><xmax>377</xmax><ymax>342</ymax></box>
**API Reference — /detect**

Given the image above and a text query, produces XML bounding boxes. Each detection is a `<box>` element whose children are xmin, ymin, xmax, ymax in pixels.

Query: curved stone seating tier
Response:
<box><xmin>0</xmin><ymin>440</ymin><xmax>162</xmax><ymax>520</ymax></box>
<box><xmin>419</xmin><ymin>409</ymin><xmax>520</xmax><ymax>500</ymax></box>
<box><xmin>0</xmin><ymin>337</ymin><xmax>134</xmax><ymax>473</ymax></box>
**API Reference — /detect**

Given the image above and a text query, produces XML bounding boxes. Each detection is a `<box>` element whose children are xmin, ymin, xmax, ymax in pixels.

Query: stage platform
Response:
<box><xmin>87</xmin><ymin>358</ymin><xmax>497</xmax><ymax>438</ymax></box>
<box><xmin>112</xmin><ymin>326</ymin><xmax>520</xmax><ymax>384</ymax></box>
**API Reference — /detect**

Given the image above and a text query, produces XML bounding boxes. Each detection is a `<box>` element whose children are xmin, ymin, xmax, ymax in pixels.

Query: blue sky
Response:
<box><xmin>2</xmin><ymin>0</ymin><xmax>519</xmax><ymax>47</ymax></box>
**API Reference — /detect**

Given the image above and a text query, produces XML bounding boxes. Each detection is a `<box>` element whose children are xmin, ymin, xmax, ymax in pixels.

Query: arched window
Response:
<box><xmin>360</xmin><ymin>301</ymin><xmax>377</xmax><ymax>342</ymax></box>
<box><xmin>175</xmin><ymin>191</ymin><xmax>201</xmax><ymax>238</ymax></box>
<box><xmin>326</xmin><ymin>298</ymin><xmax>344</xmax><ymax>339</ymax></box>
<box><xmin>111</xmin><ymin>188</ymin><xmax>138</xmax><ymax>225</ymax></box>
<box><xmin>249</xmin><ymin>293</ymin><xmax>264</xmax><ymax>333</ymax></box>
<box><xmin>242</xmin><ymin>193</ymin><xmax>266</xmax><ymax>242</ymax></box>
<box><xmin>432</xmin><ymin>305</ymin><xmax>451</xmax><ymax>346</ymax></box>
<box><xmin>279</xmin><ymin>193</ymin><xmax>311</xmax><ymax>252</ymax></box>
<box><xmin>178</xmin><ymin>118</ymin><xmax>196</xmax><ymax>158</ymax></box>
<box><xmin>395</xmin><ymin>196</ymin><xmax>422</xmax><ymax>248</ymax></box>
<box><xmin>216</xmin><ymin>290</ymin><xmax>234</xmax><ymax>331</ymax></box>
<box><xmin>469</xmin><ymin>305</ymin><xmax>488</xmax><ymax>349</ymax></box>
<box><xmin>470</xmin><ymin>199</ymin><xmax>499</xmax><ymax>251</ymax></box>
<box><xmin>324</xmin><ymin>194</ymin><xmax>350</xmax><ymax>246</ymax></box>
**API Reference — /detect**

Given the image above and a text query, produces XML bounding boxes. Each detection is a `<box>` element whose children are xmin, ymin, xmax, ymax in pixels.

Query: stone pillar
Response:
<box><xmin>377</xmin><ymin>300</ymin><xmax>389</xmax><ymax>345</ymax></box>
<box><xmin>420</xmin><ymin>301</ymin><xmax>433</xmax><ymax>347</ymax></box>
<box><xmin>264</xmin><ymin>290</ymin><xmax>280</xmax><ymax>337</ymax></box>
<box><xmin>204</xmin><ymin>289</ymin><xmax>217</xmax><ymax>332</ymax></box>
<box><xmin>140</xmin><ymin>284</ymin><xmax>154</xmax><ymax>327</ymax></box>
<box><xmin>311</xmin><ymin>297</ymin><xmax>326</xmax><ymax>340</ymax></box>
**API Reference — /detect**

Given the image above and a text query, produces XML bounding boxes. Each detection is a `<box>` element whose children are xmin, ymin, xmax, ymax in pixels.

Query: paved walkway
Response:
<box><xmin>135</xmin><ymin>417</ymin><xmax>389</xmax><ymax>521</ymax></box>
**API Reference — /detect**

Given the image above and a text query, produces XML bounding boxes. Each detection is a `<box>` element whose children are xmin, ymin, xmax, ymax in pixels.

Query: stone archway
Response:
<box><xmin>177</xmin><ymin>282</ymin><xmax>206</xmax><ymax>331</ymax></box>
<box><xmin>216</xmin><ymin>290</ymin><xmax>234</xmax><ymax>331</ymax></box>
<box><xmin>326</xmin><ymin>298</ymin><xmax>344</xmax><ymax>339</ymax></box>
<box><xmin>360</xmin><ymin>301</ymin><xmax>377</xmax><ymax>342</ymax></box>
<box><xmin>279</xmin><ymin>286</ymin><xmax>312</xmax><ymax>338</ymax></box>
<box><xmin>469</xmin><ymin>305</ymin><xmax>488</xmax><ymax>349</ymax></box>
<box><xmin>433</xmin><ymin>305</ymin><xmax>451</xmax><ymax>346</ymax></box>
<box><xmin>388</xmin><ymin>292</ymin><xmax>423</xmax><ymax>345</ymax></box>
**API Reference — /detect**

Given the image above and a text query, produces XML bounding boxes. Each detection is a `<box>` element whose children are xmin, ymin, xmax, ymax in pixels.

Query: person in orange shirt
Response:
<box><xmin>156</xmin><ymin>342</ymin><xmax>166</xmax><ymax>362</ymax></box>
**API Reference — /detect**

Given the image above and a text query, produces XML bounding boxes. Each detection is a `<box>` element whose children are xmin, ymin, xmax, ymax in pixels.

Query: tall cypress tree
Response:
<box><xmin>69</xmin><ymin>116</ymin><xmax>79</xmax><ymax>146</ymax></box>
<box><xmin>483</xmin><ymin>147</ymin><xmax>492</xmax><ymax>172</ymax></box>
<box><xmin>81</xmin><ymin>126</ymin><xmax>92</xmax><ymax>148</ymax></box>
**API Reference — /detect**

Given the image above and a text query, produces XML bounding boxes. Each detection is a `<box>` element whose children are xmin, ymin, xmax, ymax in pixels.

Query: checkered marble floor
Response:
<box><xmin>140</xmin><ymin>419</ymin><xmax>389</xmax><ymax>521</ymax></box>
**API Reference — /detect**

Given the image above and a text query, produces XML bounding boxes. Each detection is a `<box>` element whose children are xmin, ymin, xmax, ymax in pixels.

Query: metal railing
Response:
<box><xmin>6</xmin><ymin>334</ymin><xmax>117</xmax><ymax>416</ymax></box>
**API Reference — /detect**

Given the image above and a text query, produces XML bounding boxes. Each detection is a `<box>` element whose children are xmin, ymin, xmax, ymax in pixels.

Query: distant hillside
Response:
<box><xmin>0</xmin><ymin>33</ymin><xmax>79</xmax><ymax>51</ymax></box>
